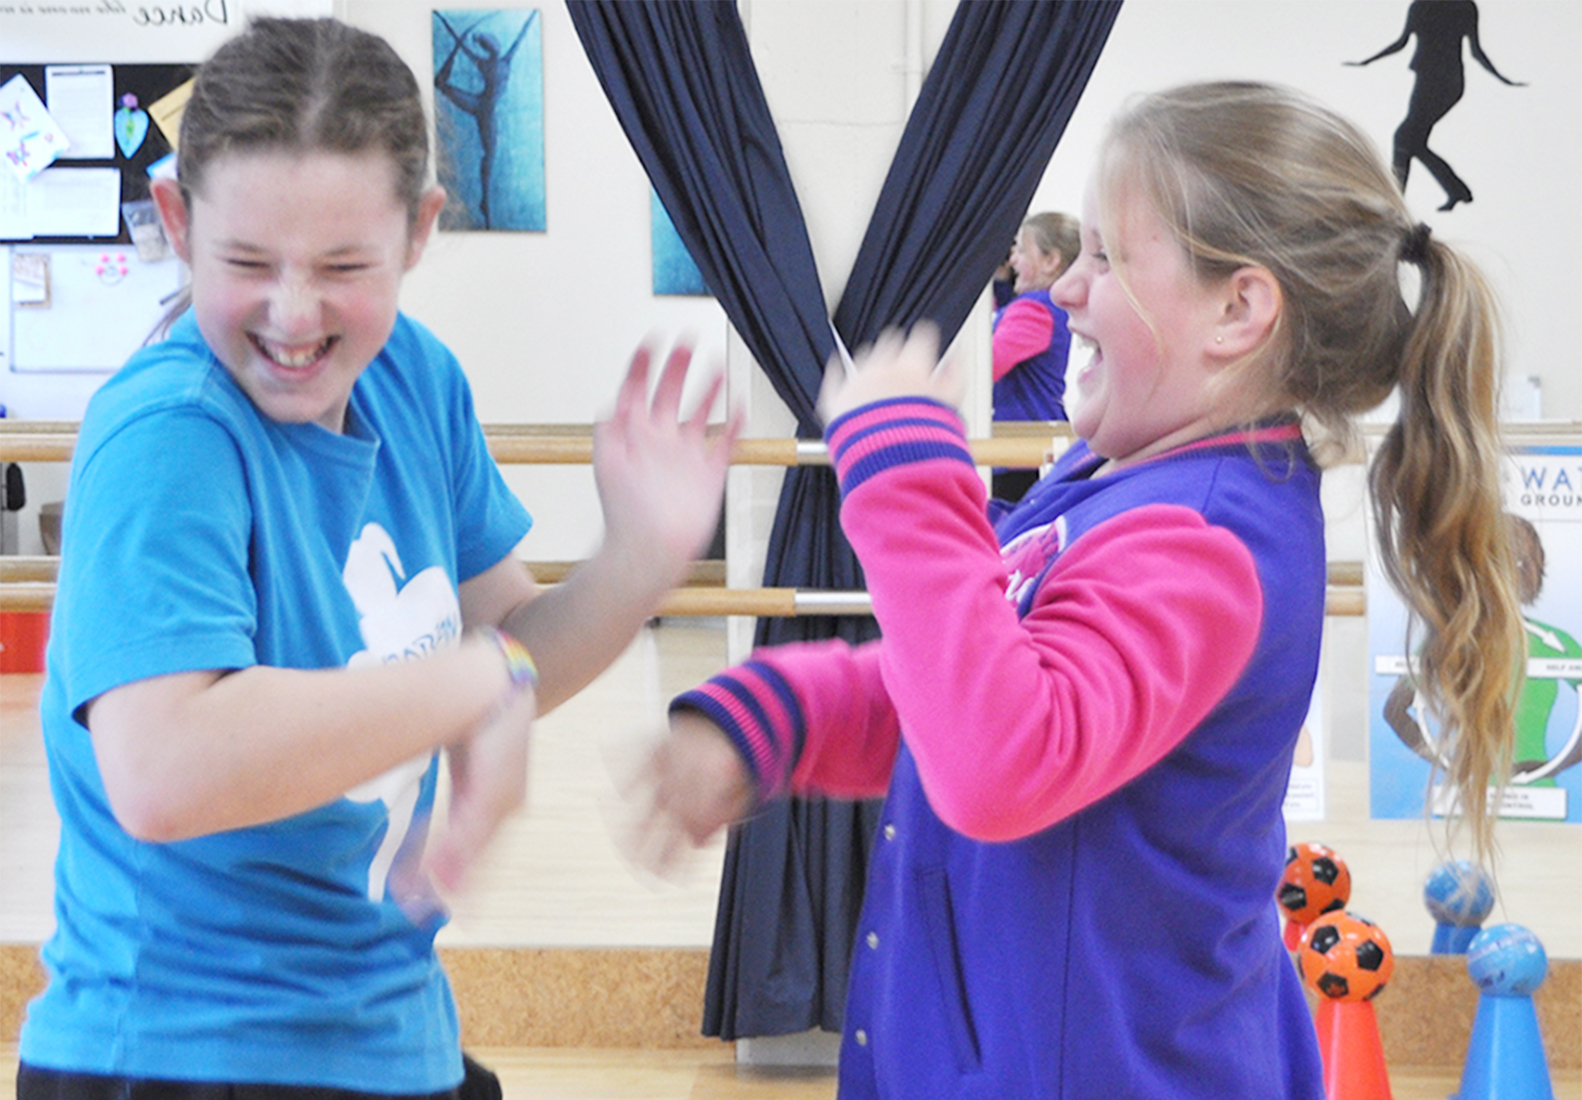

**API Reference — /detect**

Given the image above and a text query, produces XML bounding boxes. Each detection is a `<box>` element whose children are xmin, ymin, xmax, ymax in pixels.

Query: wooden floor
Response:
<box><xmin>2</xmin><ymin>1047</ymin><xmax>1580</xmax><ymax>1100</ymax></box>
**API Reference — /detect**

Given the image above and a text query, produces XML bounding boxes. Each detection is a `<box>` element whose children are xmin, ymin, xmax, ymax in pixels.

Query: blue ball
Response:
<box><xmin>1423</xmin><ymin>860</ymin><xmax>1495</xmax><ymax>926</ymax></box>
<box><xmin>1466</xmin><ymin>924</ymin><xmax>1547</xmax><ymax>997</ymax></box>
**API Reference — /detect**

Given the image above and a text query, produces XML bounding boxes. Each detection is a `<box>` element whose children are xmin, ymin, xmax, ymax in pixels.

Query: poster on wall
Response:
<box><xmin>433</xmin><ymin>8</ymin><xmax>546</xmax><ymax>232</ymax></box>
<box><xmin>651</xmin><ymin>189</ymin><xmax>708</xmax><ymax>297</ymax></box>
<box><xmin>1369</xmin><ymin>446</ymin><xmax>1582</xmax><ymax>824</ymax></box>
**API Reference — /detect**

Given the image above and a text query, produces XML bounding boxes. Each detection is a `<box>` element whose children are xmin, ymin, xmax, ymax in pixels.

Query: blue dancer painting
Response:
<box><xmin>651</xmin><ymin>190</ymin><xmax>709</xmax><ymax>296</ymax></box>
<box><xmin>433</xmin><ymin>9</ymin><xmax>545</xmax><ymax>231</ymax></box>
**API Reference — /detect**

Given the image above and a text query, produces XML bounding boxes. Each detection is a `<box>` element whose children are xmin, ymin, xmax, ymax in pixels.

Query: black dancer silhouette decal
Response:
<box><xmin>435</xmin><ymin>10</ymin><xmax>540</xmax><ymax>229</ymax></box>
<box><xmin>1348</xmin><ymin>0</ymin><xmax>1525</xmax><ymax>211</ymax></box>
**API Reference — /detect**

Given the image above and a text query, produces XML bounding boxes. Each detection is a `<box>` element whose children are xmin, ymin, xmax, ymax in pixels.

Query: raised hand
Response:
<box><xmin>593</xmin><ymin>341</ymin><xmax>740</xmax><ymax>593</ymax></box>
<box><xmin>818</xmin><ymin>323</ymin><xmax>966</xmax><ymax>426</ymax></box>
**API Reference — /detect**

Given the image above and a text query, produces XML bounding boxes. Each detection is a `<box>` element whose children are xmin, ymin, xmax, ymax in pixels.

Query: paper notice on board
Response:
<box><xmin>46</xmin><ymin>64</ymin><xmax>115</xmax><ymax>160</ymax></box>
<box><xmin>23</xmin><ymin>166</ymin><xmax>121</xmax><ymax>237</ymax></box>
<box><xmin>0</xmin><ymin>168</ymin><xmax>28</xmax><ymax>239</ymax></box>
<box><xmin>148</xmin><ymin>80</ymin><xmax>193</xmax><ymax>152</ymax></box>
<box><xmin>12</xmin><ymin>252</ymin><xmax>50</xmax><ymax>306</ymax></box>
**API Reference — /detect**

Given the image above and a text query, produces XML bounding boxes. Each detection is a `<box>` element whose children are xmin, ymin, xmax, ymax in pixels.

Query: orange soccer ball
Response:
<box><xmin>1298</xmin><ymin>911</ymin><xmax>1395</xmax><ymax>1002</ymax></box>
<box><xmin>1277</xmin><ymin>841</ymin><xmax>1352</xmax><ymax>926</ymax></box>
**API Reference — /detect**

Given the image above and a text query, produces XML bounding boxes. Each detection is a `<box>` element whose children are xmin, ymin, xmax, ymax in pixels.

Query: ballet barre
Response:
<box><xmin>8</xmin><ymin>418</ymin><xmax>1582</xmax><ymax>465</ymax></box>
<box><xmin>0</xmin><ymin>420</ymin><xmax>1378</xmax><ymax>617</ymax></box>
<box><xmin>0</xmin><ymin>554</ymin><xmax>1367</xmax><ymax>617</ymax></box>
<box><xmin>0</xmin><ymin>421</ymin><xmax>1066</xmax><ymax>468</ymax></box>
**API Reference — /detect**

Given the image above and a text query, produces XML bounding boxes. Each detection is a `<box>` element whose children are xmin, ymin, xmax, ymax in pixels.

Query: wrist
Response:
<box><xmin>484</xmin><ymin>627</ymin><xmax>539</xmax><ymax>696</ymax></box>
<box><xmin>596</xmin><ymin>530</ymin><xmax>691</xmax><ymax>600</ymax></box>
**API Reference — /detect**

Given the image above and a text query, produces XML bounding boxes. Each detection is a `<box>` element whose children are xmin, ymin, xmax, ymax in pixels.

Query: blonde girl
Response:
<box><xmin>991</xmin><ymin>210</ymin><xmax>1081</xmax><ymax>500</ymax></box>
<box><xmin>634</xmin><ymin>81</ymin><xmax>1521</xmax><ymax>1100</ymax></box>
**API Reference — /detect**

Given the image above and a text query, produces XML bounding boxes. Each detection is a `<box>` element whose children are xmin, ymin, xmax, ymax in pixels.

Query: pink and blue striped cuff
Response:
<box><xmin>670</xmin><ymin>659</ymin><xmax>805</xmax><ymax>807</ymax></box>
<box><xmin>825</xmin><ymin>398</ymin><xmax>972</xmax><ymax>495</ymax></box>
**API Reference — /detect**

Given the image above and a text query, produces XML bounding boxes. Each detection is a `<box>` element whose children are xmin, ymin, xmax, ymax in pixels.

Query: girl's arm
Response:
<box><xmin>669</xmin><ymin>638</ymin><xmax>900</xmax><ymax>806</ymax></box>
<box><xmin>991</xmin><ymin>299</ymin><xmax>1056</xmax><ymax>382</ymax></box>
<box><xmin>464</xmin><ymin>343</ymin><xmax>736</xmax><ymax>715</ymax></box>
<box><xmin>831</xmin><ymin>401</ymin><xmax>1263</xmax><ymax>841</ymax></box>
<box><xmin>818</xmin><ymin>328</ymin><xmax>1264</xmax><ymax>842</ymax></box>
<box><xmin>88</xmin><ymin>636</ymin><xmax>526</xmax><ymax>843</ymax></box>
<box><xmin>626</xmin><ymin>639</ymin><xmax>900</xmax><ymax>874</ymax></box>
<box><xmin>92</xmin><ymin>343</ymin><xmax>732</xmax><ymax>851</ymax></box>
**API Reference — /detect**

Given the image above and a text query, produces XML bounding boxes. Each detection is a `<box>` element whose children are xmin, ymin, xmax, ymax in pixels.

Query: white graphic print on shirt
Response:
<box><xmin>341</xmin><ymin>522</ymin><xmax>463</xmax><ymax>900</ymax></box>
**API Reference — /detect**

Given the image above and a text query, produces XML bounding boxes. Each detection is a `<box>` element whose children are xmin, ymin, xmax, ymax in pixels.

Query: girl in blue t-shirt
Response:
<box><xmin>18</xmin><ymin>17</ymin><xmax>735</xmax><ymax>1099</ymax></box>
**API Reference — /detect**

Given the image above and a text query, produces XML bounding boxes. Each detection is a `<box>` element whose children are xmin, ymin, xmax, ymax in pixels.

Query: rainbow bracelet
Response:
<box><xmin>490</xmin><ymin>628</ymin><xmax>539</xmax><ymax>692</ymax></box>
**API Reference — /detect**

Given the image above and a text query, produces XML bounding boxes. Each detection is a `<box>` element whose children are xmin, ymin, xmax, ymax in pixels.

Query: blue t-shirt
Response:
<box><xmin>21</xmin><ymin>311</ymin><xmax>531</xmax><ymax>1090</ymax></box>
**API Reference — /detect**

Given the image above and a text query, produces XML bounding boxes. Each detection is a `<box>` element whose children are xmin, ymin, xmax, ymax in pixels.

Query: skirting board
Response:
<box><xmin>1</xmin><ymin>945</ymin><xmax>1578</xmax><ymax>1069</ymax></box>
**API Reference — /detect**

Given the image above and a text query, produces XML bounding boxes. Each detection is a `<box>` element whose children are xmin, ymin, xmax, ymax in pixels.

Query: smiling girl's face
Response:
<box><xmin>154</xmin><ymin>149</ymin><xmax>442</xmax><ymax>433</ymax></box>
<box><xmin>1050</xmin><ymin>180</ymin><xmax>1239</xmax><ymax>469</ymax></box>
<box><xmin>1009</xmin><ymin>226</ymin><xmax>1066</xmax><ymax>295</ymax></box>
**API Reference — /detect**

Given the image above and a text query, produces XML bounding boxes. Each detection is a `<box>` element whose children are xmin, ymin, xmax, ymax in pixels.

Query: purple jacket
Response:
<box><xmin>677</xmin><ymin>398</ymin><xmax>1326</xmax><ymax>1099</ymax></box>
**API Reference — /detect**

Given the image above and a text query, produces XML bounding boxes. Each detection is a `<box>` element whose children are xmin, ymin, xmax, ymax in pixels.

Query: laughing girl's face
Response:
<box><xmin>1051</xmin><ymin>180</ymin><xmax>1231</xmax><ymax>469</ymax></box>
<box><xmin>155</xmin><ymin>150</ymin><xmax>436</xmax><ymax>433</ymax></box>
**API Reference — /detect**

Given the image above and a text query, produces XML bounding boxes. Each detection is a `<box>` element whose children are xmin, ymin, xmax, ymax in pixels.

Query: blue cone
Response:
<box><xmin>1432</xmin><ymin>922</ymin><xmax>1481</xmax><ymax>954</ymax></box>
<box><xmin>1455</xmin><ymin>991</ymin><xmax>1555</xmax><ymax>1100</ymax></box>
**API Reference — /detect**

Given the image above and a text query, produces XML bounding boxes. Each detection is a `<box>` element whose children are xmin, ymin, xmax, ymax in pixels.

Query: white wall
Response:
<box><xmin>1027</xmin><ymin>0</ymin><xmax>1579</xmax><ymax>416</ymax></box>
<box><xmin>2</xmin><ymin>0</ymin><xmax>1579</xmax><ymax>954</ymax></box>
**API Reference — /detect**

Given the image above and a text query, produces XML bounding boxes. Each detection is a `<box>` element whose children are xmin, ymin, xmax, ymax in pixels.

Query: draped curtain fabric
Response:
<box><xmin>564</xmin><ymin>0</ymin><xmax>833</xmax><ymax>428</ymax></box>
<box><xmin>568</xmin><ymin>0</ymin><xmax>1121</xmax><ymax>1040</ymax></box>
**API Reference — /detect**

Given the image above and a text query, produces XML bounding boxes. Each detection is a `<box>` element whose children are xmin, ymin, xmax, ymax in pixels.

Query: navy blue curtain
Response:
<box><xmin>568</xmin><ymin>0</ymin><xmax>1120</xmax><ymax>1040</ymax></box>
<box><xmin>564</xmin><ymin>0</ymin><xmax>832</xmax><ymax>428</ymax></box>
<box><xmin>832</xmin><ymin>0</ymin><xmax>1123</xmax><ymax>345</ymax></box>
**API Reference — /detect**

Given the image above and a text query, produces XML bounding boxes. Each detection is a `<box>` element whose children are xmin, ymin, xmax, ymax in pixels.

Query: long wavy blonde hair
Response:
<box><xmin>1098</xmin><ymin>82</ymin><xmax>1523</xmax><ymax>863</ymax></box>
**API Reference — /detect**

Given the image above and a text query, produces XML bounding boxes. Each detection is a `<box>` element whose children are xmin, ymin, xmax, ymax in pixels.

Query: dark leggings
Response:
<box><xmin>18</xmin><ymin>1053</ymin><xmax>502</xmax><ymax>1100</ymax></box>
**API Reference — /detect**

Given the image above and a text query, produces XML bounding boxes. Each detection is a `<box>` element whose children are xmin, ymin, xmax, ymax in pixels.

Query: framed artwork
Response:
<box><xmin>650</xmin><ymin>189</ymin><xmax>708</xmax><ymax>296</ymax></box>
<box><xmin>433</xmin><ymin>9</ymin><xmax>545</xmax><ymax>232</ymax></box>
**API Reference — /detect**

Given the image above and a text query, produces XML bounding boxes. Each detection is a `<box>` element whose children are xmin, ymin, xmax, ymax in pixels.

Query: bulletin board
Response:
<box><xmin>3</xmin><ymin>62</ymin><xmax>191</xmax><ymax>373</ymax></box>
<box><xmin>1</xmin><ymin>62</ymin><xmax>194</xmax><ymax>246</ymax></box>
<box><xmin>0</xmin><ymin>4</ymin><xmax>329</xmax><ymax>401</ymax></box>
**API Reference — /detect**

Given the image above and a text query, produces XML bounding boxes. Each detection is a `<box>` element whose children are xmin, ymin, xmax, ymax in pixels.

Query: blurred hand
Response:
<box><xmin>593</xmin><ymin>341</ymin><xmax>741</xmax><ymax>590</ymax></box>
<box><xmin>424</xmin><ymin>682</ymin><xmax>537</xmax><ymax>895</ymax></box>
<box><xmin>817</xmin><ymin>323</ymin><xmax>966</xmax><ymax>426</ymax></box>
<box><xmin>619</xmin><ymin>709</ymin><xmax>754</xmax><ymax>878</ymax></box>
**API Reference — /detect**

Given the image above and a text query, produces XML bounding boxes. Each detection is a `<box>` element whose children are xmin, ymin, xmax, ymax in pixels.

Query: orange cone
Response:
<box><xmin>1284</xmin><ymin>918</ymin><xmax>1307</xmax><ymax>951</ymax></box>
<box><xmin>1313</xmin><ymin>998</ymin><xmax>1393</xmax><ymax>1100</ymax></box>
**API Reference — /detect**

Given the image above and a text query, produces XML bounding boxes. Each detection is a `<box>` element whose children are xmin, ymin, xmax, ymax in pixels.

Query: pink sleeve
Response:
<box><xmin>829</xmin><ymin>400</ymin><xmax>1264</xmax><ymax>842</ymax></box>
<box><xmin>670</xmin><ymin>639</ymin><xmax>899</xmax><ymax>806</ymax></box>
<box><xmin>762</xmin><ymin>641</ymin><xmax>900</xmax><ymax>798</ymax></box>
<box><xmin>992</xmin><ymin>300</ymin><xmax>1056</xmax><ymax>382</ymax></box>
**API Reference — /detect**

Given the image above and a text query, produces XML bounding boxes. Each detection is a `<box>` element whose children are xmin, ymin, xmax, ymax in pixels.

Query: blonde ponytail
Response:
<box><xmin>1370</xmin><ymin>233</ymin><xmax>1523</xmax><ymax>862</ymax></box>
<box><xmin>1104</xmin><ymin>83</ymin><xmax>1524</xmax><ymax>861</ymax></box>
